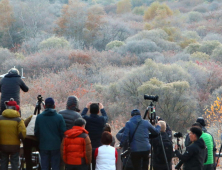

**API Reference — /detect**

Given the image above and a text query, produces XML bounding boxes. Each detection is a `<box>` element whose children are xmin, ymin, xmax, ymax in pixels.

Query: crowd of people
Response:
<box><xmin>0</xmin><ymin>68</ymin><xmax>219</xmax><ymax>170</ymax></box>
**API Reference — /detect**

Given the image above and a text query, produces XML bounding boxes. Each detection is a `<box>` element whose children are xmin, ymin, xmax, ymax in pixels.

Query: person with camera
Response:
<box><xmin>0</xmin><ymin>98</ymin><xmax>26</xmax><ymax>170</ymax></box>
<box><xmin>0</xmin><ymin>68</ymin><xmax>29</xmax><ymax>115</ymax></box>
<box><xmin>81</xmin><ymin>102</ymin><xmax>108</xmax><ymax>170</ymax></box>
<box><xmin>116</xmin><ymin>127</ymin><xmax>134</xmax><ymax>170</ymax></box>
<box><xmin>175</xmin><ymin>127</ymin><xmax>207</xmax><ymax>170</ymax></box>
<box><xmin>34</xmin><ymin>97</ymin><xmax>66</xmax><ymax>170</ymax></box>
<box><xmin>118</xmin><ymin>109</ymin><xmax>161</xmax><ymax>170</ymax></box>
<box><xmin>153</xmin><ymin>120</ymin><xmax>173</xmax><ymax>170</ymax></box>
<box><xmin>184</xmin><ymin>122</ymin><xmax>214</xmax><ymax>170</ymax></box>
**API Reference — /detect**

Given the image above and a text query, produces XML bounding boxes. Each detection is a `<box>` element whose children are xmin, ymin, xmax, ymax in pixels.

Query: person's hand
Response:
<box><xmin>86</xmin><ymin>102</ymin><xmax>92</xmax><ymax>109</ymax></box>
<box><xmin>99</xmin><ymin>103</ymin><xmax>104</xmax><ymax>109</ymax></box>
<box><xmin>155</xmin><ymin>121</ymin><xmax>160</xmax><ymax>126</ymax></box>
<box><xmin>175</xmin><ymin>144</ymin><xmax>179</xmax><ymax>150</ymax></box>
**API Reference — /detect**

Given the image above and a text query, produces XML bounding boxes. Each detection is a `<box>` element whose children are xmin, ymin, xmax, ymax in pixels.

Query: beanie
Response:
<box><xmin>131</xmin><ymin>109</ymin><xmax>141</xmax><ymax>117</ymax></box>
<box><xmin>5</xmin><ymin>98</ymin><xmax>20</xmax><ymax>111</ymax></box>
<box><xmin>196</xmin><ymin>117</ymin><xmax>206</xmax><ymax>127</ymax></box>
<box><xmin>45</xmin><ymin>97</ymin><xmax>55</xmax><ymax>107</ymax></box>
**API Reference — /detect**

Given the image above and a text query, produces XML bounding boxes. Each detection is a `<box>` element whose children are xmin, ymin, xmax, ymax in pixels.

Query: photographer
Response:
<box><xmin>0</xmin><ymin>68</ymin><xmax>29</xmax><ymax>115</ymax></box>
<box><xmin>153</xmin><ymin>121</ymin><xmax>173</xmax><ymax>170</ymax></box>
<box><xmin>185</xmin><ymin>122</ymin><xmax>214</xmax><ymax>170</ymax></box>
<box><xmin>175</xmin><ymin>127</ymin><xmax>207</xmax><ymax>170</ymax></box>
<box><xmin>116</xmin><ymin>127</ymin><xmax>134</xmax><ymax>170</ymax></box>
<box><xmin>81</xmin><ymin>102</ymin><xmax>108</xmax><ymax>170</ymax></box>
<box><xmin>119</xmin><ymin>109</ymin><xmax>160</xmax><ymax>170</ymax></box>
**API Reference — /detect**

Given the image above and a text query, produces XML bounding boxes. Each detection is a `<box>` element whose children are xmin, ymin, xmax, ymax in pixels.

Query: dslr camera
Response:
<box><xmin>174</xmin><ymin>132</ymin><xmax>183</xmax><ymax>138</ymax></box>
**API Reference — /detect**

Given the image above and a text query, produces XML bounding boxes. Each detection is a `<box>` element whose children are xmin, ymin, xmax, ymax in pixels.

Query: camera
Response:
<box><xmin>174</xmin><ymin>132</ymin><xmax>183</xmax><ymax>138</ymax></box>
<box><xmin>37</xmin><ymin>95</ymin><xmax>43</xmax><ymax>102</ymax></box>
<box><xmin>144</xmin><ymin>95</ymin><xmax>159</xmax><ymax>102</ymax></box>
<box><xmin>121</xmin><ymin>147</ymin><xmax>131</xmax><ymax>159</ymax></box>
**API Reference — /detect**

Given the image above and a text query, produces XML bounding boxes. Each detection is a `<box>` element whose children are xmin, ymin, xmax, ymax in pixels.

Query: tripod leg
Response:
<box><xmin>215</xmin><ymin>144</ymin><xmax>222</xmax><ymax>169</ymax></box>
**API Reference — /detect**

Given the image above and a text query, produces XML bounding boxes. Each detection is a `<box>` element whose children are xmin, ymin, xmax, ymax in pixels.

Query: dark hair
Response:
<box><xmin>103</xmin><ymin>123</ymin><xmax>111</xmax><ymax>132</ymax></box>
<box><xmin>74</xmin><ymin>118</ymin><xmax>86</xmax><ymax>127</ymax></box>
<box><xmin>190</xmin><ymin>127</ymin><xmax>202</xmax><ymax>139</ymax></box>
<box><xmin>192</xmin><ymin>122</ymin><xmax>202</xmax><ymax>129</ymax></box>
<box><xmin>101</xmin><ymin>131</ymin><xmax>112</xmax><ymax>145</ymax></box>
<box><xmin>90</xmin><ymin>103</ymin><xmax>99</xmax><ymax>114</ymax></box>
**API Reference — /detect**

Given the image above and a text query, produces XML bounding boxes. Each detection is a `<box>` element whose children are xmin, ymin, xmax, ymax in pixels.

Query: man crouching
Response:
<box><xmin>175</xmin><ymin>127</ymin><xmax>207</xmax><ymax>170</ymax></box>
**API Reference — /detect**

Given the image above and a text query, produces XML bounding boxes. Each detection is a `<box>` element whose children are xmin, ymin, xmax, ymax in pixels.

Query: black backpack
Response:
<box><xmin>154</xmin><ymin>133</ymin><xmax>173</xmax><ymax>164</ymax></box>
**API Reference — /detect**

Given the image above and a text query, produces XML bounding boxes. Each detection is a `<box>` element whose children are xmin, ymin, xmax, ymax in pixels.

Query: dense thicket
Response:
<box><xmin>1</xmin><ymin>0</ymin><xmax>222</xmax><ymax>133</ymax></box>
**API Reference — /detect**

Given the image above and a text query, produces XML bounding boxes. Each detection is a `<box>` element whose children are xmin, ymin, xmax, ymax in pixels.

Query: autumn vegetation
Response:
<box><xmin>1</xmin><ymin>0</ymin><xmax>222</xmax><ymax>145</ymax></box>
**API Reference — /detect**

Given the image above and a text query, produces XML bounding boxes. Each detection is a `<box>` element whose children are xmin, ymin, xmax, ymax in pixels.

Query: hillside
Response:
<box><xmin>0</xmin><ymin>0</ymin><xmax>222</xmax><ymax>146</ymax></box>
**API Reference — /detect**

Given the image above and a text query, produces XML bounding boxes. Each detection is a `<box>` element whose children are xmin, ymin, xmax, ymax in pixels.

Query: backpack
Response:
<box><xmin>155</xmin><ymin>133</ymin><xmax>173</xmax><ymax>164</ymax></box>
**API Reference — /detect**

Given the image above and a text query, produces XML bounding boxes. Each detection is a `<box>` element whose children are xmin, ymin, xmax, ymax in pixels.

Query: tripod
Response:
<box><xmin>143</xmin><ymin>101</ymin><xmax>170</xmax><ymax>170</ymax></box>
<box><xmin>215</xmin><ymin>143</ymin><xmax>222</xmax><ymax>170</ymax></box>
<box><xmin>34</xmin><ymin>95</ymin><xmax>45</xmax><ymax>115</ymax></box>
<box><xmin>175</xmin><ymin>137</ymin><xmax>183</xmax><ymax>170</ymax></box>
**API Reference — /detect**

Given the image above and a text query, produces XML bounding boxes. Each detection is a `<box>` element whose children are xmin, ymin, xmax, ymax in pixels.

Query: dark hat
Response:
<box><xmin>131</xmin><ymin>109</ymin><xmax>141</xmax><ymax>117</ymax></box>
<box><xmin>67</xmin><ymin>96</ymin><xmax>80</xmax><ymax>112</ymax></box>
<box><xmin>196</xmin><ymin>117</ymin><xmax>206</xmax><ymax>126</ymax></box>
<box><xmin>45</xmin><ymin>97</ymin><xmax>55</xmax><ymax>107</ymax></box>
<box><xmin>8</xmin><ymin>68</ymin><xmax>19</xmax><ymax>75</ymax></box>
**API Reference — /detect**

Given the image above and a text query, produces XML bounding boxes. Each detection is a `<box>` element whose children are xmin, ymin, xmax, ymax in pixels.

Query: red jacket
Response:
<box><xmin>61</xmin><ymin>126</ymin><xmax>92</xmax><ymax>165</ymax></box>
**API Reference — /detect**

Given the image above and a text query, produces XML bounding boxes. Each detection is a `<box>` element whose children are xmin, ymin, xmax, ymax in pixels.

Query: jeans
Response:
<box><xmin>1</xmin><ymin>152</ymin><xmax>19</xmax><ymax>170</ymax></box>
<box><xmin>130</xmin><ymin>151</ymin><xmax>150</xmax><ymax>170</ymax></box>
<box><xmin>66</xmin><ymin>164</ymin><xmax>89</xmax><ymax>170</ymax></box>
<box><xmin>40</xmin><ymin>149</ymin><xmax>60</xmax><ymax>170</ymax></box>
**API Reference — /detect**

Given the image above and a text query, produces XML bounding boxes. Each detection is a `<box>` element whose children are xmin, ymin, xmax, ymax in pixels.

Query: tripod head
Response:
<box><xmin>143</xmin><ymin>101</ymin><xmax>158</xmax><ymax>125</ymax></box>
<box><xmin>34</xmin><ymin>95</ymin><xmax>45</xmax><ymax>115</ymax></box>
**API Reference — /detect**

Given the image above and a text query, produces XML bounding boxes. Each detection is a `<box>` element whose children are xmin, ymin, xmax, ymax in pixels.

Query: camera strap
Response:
<box><xmin>129</xmin><ymin>120</ymin><xmax>142</xmax><ymax>144</ymax></box>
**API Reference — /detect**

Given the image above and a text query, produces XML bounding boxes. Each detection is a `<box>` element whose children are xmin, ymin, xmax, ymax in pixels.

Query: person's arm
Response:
<box><xmin>60</xmin><ymin>138</ymin><xmax>65</xmax><ymax>163</ymax></box>
<box><xmin>116</xmin><ymin>127</ymin><xmax>125</xmax><ymax>141</ymax></box>
<box><xmin>115</xmin><ymin>148</ymin><xmax>118</xmax><ymax>163</ymax></box>
<box><xmin>85</xmin><ymin>135</ymin><xmax>92</xmax><ymax>164</ymax></box>
<box><xmin>19</xmin><ymin>79</ymin><xmax>29</xmax><ymax>92</ymax></box>
<box><xmin>94</xmin><ymin>147</ymin><xmax>99</xmax><ymax>161</ymax></box>
<box><xmin>101</xmin><ymin>108</ymin><xmax>108</xmax><ymax>123</ymax></box>
<box><xmin>18</xmin><ymin>119</ymin><xmax>26</xmax><ymax>141</ymax></box>
<box><xmin>60</xmin><ymin>116</ymin><xmax>66</xmax><ymax>140</ymax></box>
<box><xmin>24</xmin><ymin>115</ymin><xmax>32</xmax><ymax>127</ymax></box>
<box><xmin>120</xmin><ymin>122</ymin><xmax>130</xmax><ymax>147</ymax></box>
<box><xmin>185</xmin><ymin>133</ymin><xmax>191</xmax><ymax>147</ymax></box>
<box><xmin>175</xmin><ymin>146</ymin><xmax>195</xmax><ymax>162</ymax></box>
<box><xmin>81</xmin><ymin>102</ymin><xmax>91</xmax><ymax>118</ymax></box>
<box><xmin>99</xmin><ymin>103</ymin><xmax>108</xmax><ymax>123</ymax></box>
<box><xmin>34</xmin><ymin>116</ymin><xmax>39</xmax><ymax>139</ymax></box>
<box><xmin>147</xmin><ymin>121</ymin><xmax>160</xmax><ymax>136</ymax></box>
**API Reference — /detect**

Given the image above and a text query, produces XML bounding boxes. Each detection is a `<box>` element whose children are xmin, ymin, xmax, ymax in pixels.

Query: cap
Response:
<box><xmin>196</xmin><ymin>117</ymin><xmax>206</xmax><ymax>127</ymax></box>
<box><xmin>131</xmin><ymin>109</ymin><xmax>141</xmax><ymax>117</ymax></box>
<box><xmin>45</xmin><ymin>97</ymin><xmax>55</xmax><ymax>107</ymax></box>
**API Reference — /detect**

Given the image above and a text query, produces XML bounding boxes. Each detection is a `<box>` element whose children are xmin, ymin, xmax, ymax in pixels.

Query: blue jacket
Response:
<box><xmin>120</xmin><ymin>115</ymin><xmax>160</xmax><ymax>152</ymax></box>
<box><xmin>34</xmin><ymin>108</ymin><xmax>66</xmax><ymax>150</ymax></box>
<box><xmin>81</xmin><ymin>108</ymin><xmax>108</xmax><ymax>148</ymax></box>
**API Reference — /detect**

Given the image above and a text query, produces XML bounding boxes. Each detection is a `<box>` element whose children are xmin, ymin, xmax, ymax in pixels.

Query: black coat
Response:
<box><xmin>0</xmin><ymin>74</ymin><xmax>28</xmax><ymax>113</ymax></box>
<box><xmin>81</xmin><ymin>108</ymin><xmax>108</xmax><ymax>148</ymax></box>
<box><xmin>175</xmin><ymin>138</ymin><xmax>206</xmax><ymax>170</ymax></box>
<box><xmin>152</xmin><ymin>132</ymin><xmax>172</xmax><ymax>170</ymax></box>
<box><xmin>59</xmin><ymin>96</ymin><xmax>81</xmax><ymax>130</ymax></box>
